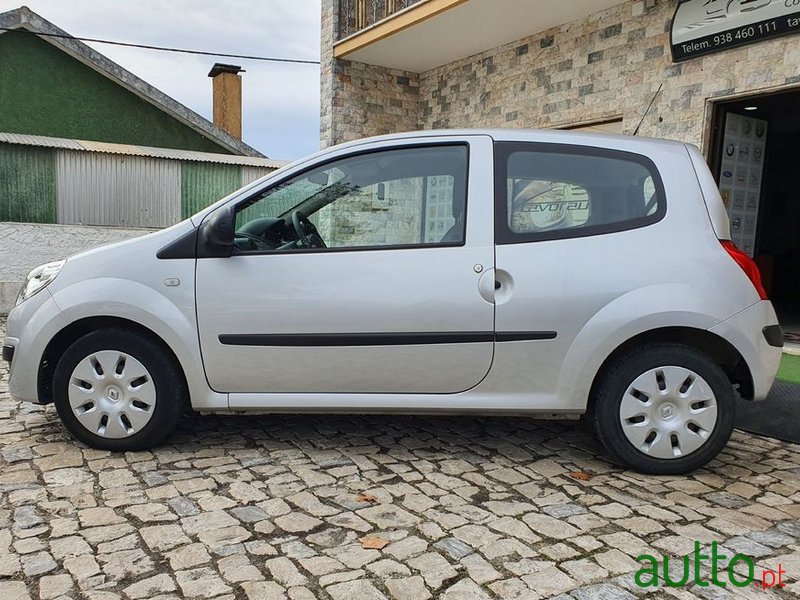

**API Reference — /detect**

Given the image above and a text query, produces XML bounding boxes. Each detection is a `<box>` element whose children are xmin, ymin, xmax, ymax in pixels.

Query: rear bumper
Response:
<box><xmin>762</xmin><ymin>324</ymin><xmax>784</xmax><ymax>348</ymax></box>
<box><xmin>709</xmin><ymin>301</ymin><xmax>782</xmax><ymax>401</ymax></box>
<box><xmin>2</xmin><ymin>344</ymin><xmax>14</xmax><ymax>363</ymax></box>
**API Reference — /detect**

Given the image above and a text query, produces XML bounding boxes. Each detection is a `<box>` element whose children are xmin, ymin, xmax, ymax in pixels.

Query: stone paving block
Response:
<box><xmin>21</xmin><ymin>551</ymin><xmax>57</xmax><ymax>576</ymax></box>
<box><xmin>368</xmin><ymin>557</ymin><xmax>412</xmax><ymax>578</ymax></box>
<box><xmin>49</xmin><ymin>534</ymin><xmax>92</xmax><ymax>559</ymax></box>
<box><xmin>461</xmin><ymin>553</ymin><xmax>501</xmax><ymax>584</ymax></box>
<box><xmin>521</xmin><ymin>565</ymin><xmax>578</xmax><ymax>596</ymax></box>
<box><xmin>38</xmin><ymin>573</ymin><xmax>73</xmax><ymax>599</ymax></box>
<box><xmin>328</xmin><ymin>579</ymin><xmax>388</xmax><ymax>599</ymax></box>
<box><xmin>570</xmin><ymin>582</ymin><xmax>636</xmax><ymax>599</ymax></box>
<box><xmin>241</xmin><ymin>581</ymin><xmax>285</xmax><ymax>600</ymax></box>
<box><xmin>325</xmin><ymin>543</ymin><xmax>380</xmax><ymax>569</ymax></box>
<box><xmin>358</xmin><ymin>504</ymin><xmax>422</xmax><ymax>529</ymax></box>
<box><xmin>174</xmin><ymin>566</ymin><xmax>231</xmax><ymax>598</ymax></box>
<box><xmin>385</xmin><ymin>575</ymin><xmax>432</xmax><ymax>600</ymax></box>
<box><xmin>0</xmin><ymin>581</ymin><xmax>31</xmax><ymax>600</ymax></box>
<box><xmin>63</xmin><ymin>553</ymin><xmax>101</xmax><ymax>580</ymax></box>
<box><xmin>122</xmin><ymin>573</ymin><xmax>176</xmax><ymax>599</ymax></box>
<box><xmin>408</xmin><ymin>551</ymin><xmax>459</xmax><ymax>589</ymax></box>
<box><xmin>165</xmin><ymin>543</ymin><xmax>212</xmax><ymax>570</ymax></box>
<box><xmin>275</xmin><ymin>512</ymin><xmax>323</xmax><ymax>533</ymax></box>
<box><xmin>230</xmin><ymin>505</ymin><xmax>270</xmax><ymax>523</ymax></box>
<box><xmin>440</xmin><ymin>578</ymin><xmax>492</xmax><ymax>599</ymax></box>
<box><xmin>139</xmin><ymin>524</ymin><xmax>190</xmax><ymax>552</ymax></box>
<box><xmin>217</xmin><ymin>553</ymin><xmax>263</xmax><ymax>583</ymax></box>
<box><xmin>434</xmin><ymin>536</ymin><xmax>473</xmax><ymax>560</ymax></box>
<box><xmin>385</xmin><ymin>535</ymin><xmax>429</xmax><ymax>560</ymax></box>
<box><xmin>265</xmin><ymin>556</ymin><xmax>308</xmax><ymax>587</ymax></box>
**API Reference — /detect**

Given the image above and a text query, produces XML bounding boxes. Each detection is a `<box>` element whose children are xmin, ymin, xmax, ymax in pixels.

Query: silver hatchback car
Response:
<box><xmin>3</xmin><ymin>130</ymin><xmax>782</xmax><ymax>474</ymax></box>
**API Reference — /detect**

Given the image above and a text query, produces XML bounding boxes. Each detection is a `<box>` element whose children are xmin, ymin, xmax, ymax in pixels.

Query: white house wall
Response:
<box><xmin>0</xmin><ymin>222</ymin><xmax>149</xmax><ymax>314</ymax></box>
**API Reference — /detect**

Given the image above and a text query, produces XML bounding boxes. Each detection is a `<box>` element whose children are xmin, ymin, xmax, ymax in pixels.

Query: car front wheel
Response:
<box><xmin>53</xmin><ymin>328</ymin><xmax>186</xmax><ymax>451</ymax></box>
<box><xmin>589</xmin><ymin>344</ymin><xmax>735</xmax><ymax>475</ymax></box>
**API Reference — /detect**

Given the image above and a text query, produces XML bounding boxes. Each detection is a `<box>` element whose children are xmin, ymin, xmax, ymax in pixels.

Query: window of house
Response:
<box><xmin>234</xmin><ymin>145</ymin><xmax>468</xmax><ymax>252</ymax></box>
<box><xmin>497</xmin><ymin>144</ymin><xmax>665</xmax><ymax>243</ymax></box>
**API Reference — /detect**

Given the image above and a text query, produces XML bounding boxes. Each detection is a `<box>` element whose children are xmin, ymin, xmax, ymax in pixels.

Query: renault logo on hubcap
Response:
<box><xmin>107</xmin><ymin>387</ymin><xmax>120</xmax><ymax>402</ymax></box>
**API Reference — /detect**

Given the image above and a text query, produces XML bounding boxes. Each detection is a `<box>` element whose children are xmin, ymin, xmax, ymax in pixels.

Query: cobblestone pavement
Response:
<box><xmin>2</xmin><ymin>329</ymin><xmax>800</xmax><ymax>599</ymax></box>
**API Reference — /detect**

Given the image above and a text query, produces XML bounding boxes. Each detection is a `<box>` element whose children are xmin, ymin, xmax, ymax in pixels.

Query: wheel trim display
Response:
<box><xmin>619</xmin><ymin>365</ymin><xmax>718</xmax><ymax>460</ymax></box>
<box><xmin>68</xmin><ymin>350</ymin><xmax>156</xmax><ymax>439</ymax></box>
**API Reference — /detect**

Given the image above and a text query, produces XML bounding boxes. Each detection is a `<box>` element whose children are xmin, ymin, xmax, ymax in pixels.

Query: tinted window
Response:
<box><xmin>497</xmin><ymin>143</ymin><xmax>665</xmax><ymax>243</ymax></box>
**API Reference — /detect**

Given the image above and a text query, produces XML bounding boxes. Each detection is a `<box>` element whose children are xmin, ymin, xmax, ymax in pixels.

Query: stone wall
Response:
<box><xmin>323</xmin><ymin>0</ymin><xmax>800</xmax><ymax>153</ymax></box>
<box><xmin>321</xmin><ymin>0</ymin><xmax>421</xmax><ymax>147</ymax></box>
<box><xmin>0</xmin><ymin>222</ymin><xmax>149</xmax><ymax>314</ymax></box>
<box><xmin>319</xmin><ymin>0</ymin><xmax>337</xmax><ymax>147</ymax></box>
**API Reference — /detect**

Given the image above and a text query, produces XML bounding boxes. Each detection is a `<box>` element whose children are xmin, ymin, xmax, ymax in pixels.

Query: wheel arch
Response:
<box><xmin>588</xmin><ymin>326</ymin><xmax>754</xmax><ymax>409</ymax></box>
<box><xmin>38</xmin><ymin>316</ymin><xmax>188</xmax><ymax>405</ymax></box>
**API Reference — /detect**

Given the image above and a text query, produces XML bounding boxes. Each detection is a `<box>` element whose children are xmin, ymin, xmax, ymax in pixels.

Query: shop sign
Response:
<box><xmin>671</xmin><ymin>0</ymin><xmax>800</xmax><ymax>62</ymax></box>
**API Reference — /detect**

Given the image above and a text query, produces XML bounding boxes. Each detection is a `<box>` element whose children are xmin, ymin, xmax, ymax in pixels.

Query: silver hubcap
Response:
<box><xmin>68</xmin><ymin>350</ymin><xmax>156</xmax><ymax>438</ymax></box>
<box><xmin>620</xmin><ymin>366</ymin><xmax>718</xmax><ymax>459</ymax></box>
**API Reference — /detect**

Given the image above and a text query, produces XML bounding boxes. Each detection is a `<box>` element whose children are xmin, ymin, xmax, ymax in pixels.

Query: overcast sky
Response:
<box><xmin>7</xmin><ymin>0</ymin><xmax>322</xmax><ymax>159</ymax></box>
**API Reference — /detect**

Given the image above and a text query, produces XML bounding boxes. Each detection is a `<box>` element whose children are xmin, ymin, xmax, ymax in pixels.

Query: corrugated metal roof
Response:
<box><xmin>0</xmin><ymin>132</ymin><xmax>85</xmax><ymax>150</ymax></box>
<box><xmin>0</xmin><ymin>132</ymin><xmax>289</xmax><ymax>169</ymax></box>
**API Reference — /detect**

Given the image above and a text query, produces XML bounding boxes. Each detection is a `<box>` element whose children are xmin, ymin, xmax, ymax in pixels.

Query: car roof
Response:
<box><xmin>333</xmin><ymin>128</ymin><xmax>691</xmax><ymax>153</ymax></box>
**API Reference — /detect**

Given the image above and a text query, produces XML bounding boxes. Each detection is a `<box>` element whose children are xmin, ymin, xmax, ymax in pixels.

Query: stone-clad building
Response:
<box><xmin>321</xmin><ymin>0</ymin><xmax>800</xmax><ymax>327</ymax></box>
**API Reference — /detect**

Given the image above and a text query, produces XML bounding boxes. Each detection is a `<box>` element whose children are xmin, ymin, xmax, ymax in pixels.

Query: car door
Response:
<box><xmin>491</xmin><ymin>140</ymin><xmax>667</xmax><ymax>409</ymax></box>
<box><xmin>195</xmin><ymin>135</ymin><xmax>495</xmax><ymax>396</ymax></box>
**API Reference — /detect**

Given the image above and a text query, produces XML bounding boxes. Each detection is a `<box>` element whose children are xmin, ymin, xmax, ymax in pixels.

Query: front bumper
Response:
<box><xmin>709</xmin><ymin>300</ymin><xmax>782</xmax><ymax>401</ymax></box>
<box><xmin>4</xmin><ymin>289</ymin><xmax>68</xmax><ymax>404</ymax></box>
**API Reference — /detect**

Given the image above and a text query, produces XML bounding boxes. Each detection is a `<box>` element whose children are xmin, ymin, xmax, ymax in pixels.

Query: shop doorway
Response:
<box><xmin>710</xmin><ymin>89</ymin><xmax>800</xmax><ymax>343</ymax></box>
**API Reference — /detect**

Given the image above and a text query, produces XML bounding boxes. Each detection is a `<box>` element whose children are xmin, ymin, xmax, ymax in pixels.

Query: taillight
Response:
<box><xmin>720</xmin><ymin>240</ymin><xmax>767</xmax><ymax>300</ymax></box>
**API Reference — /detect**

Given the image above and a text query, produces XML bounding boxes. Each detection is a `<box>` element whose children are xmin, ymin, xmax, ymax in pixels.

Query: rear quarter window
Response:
<box><xmin>495</xmin><ymin>143</ymin><xmax>666</xmax><ymax>244</ymax></box>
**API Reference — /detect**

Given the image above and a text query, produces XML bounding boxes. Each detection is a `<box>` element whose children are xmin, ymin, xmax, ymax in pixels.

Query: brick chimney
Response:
<box><xmin>208</xmin><ymin>63</ymin><xmax>244</xmax><ymax>140</ymax></box>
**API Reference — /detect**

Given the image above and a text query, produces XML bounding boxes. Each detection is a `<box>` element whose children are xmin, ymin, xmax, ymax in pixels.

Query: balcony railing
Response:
<box><xmin>337</xmin><ymin>0</ymin><xmax>424</xmax><ymax>40</ymax></box>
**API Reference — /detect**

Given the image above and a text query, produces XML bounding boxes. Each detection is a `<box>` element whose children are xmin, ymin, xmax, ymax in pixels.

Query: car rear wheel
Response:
<box><xmin>589</xmin><ymin>343</ymin><xmax>735</xmax><ymax>474</ymax></box>
<box><xmin>53</xmin><ymin>328</ymin><xmax>185</xmax><ymax>451</ymax></box>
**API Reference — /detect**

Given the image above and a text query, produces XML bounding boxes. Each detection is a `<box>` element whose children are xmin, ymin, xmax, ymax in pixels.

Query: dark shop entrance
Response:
<box><xmin>710</xmin><ymin>89</ymin><xmax>800</xmax><ymax>343</ymax></box>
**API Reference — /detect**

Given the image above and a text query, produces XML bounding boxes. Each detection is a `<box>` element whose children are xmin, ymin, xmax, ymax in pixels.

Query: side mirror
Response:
<box><xmin>199</xmin><ymin>206</ymin><xmax>235</xmax><ymax>257</ymax></box>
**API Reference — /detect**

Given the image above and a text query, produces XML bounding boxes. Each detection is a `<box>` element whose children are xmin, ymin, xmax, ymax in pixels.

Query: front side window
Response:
<box><xmin>233</xmin><ymin>145</ymin><xmax>468</xmax><ymax>253</ymax></box>
<box><xmin>497</xmin><ymin>143</ymin><xmax>665</xmax><ymax>243</ymax></box>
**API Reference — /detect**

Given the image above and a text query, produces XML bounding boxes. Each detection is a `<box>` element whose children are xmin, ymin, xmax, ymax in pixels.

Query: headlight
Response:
<box><xmin>16</xmin><ymin>260</ymin><xmax>65</xmax><ymax>306</ymax></box>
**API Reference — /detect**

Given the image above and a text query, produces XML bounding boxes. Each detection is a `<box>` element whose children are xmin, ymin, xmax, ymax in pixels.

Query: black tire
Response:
<box><xmin>53</xmin><ymin>328</ymin><xmax>186</xmax><ymax>451</ymax></box>
<box><xmin>589</xmin><ymin>343</ymin><xmax>735</xmax><ymax>475</ymax></box>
